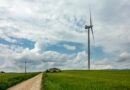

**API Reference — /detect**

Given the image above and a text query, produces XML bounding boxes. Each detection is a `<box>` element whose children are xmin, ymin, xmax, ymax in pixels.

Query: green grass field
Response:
<box><xmin>0</xmin><ymin>73</ymin><xmax>38</xmax><ymax>90</ymax></box>
<box><xmin>43</xmin><ymin>70</ymin><xmax>130</xmax><ymax>90</ymax></box>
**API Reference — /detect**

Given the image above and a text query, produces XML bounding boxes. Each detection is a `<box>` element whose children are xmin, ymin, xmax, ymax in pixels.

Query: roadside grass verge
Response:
<box><xmin>0</xmin><ymin>73</ymin><xmax>39</xmax><ymax>90</ymax></box>
<box><xmin>43</xmin><ymin>70</ymin><xmax>130</xmax><ymax>90</ymax></box>
<box><xmin>41</xmin><ymin>73</ymin><xmax>45</xmax><ymax>90</ymax></box>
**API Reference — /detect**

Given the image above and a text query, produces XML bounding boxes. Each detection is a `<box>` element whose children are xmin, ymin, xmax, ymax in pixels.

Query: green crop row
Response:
<box><xmin>42</xmin><ymin>70</ymin><xmax>130</xmax><ymax>90</ymax></box>
<box><xmin>0</xmin><ymin>73</ymin><xmax>39</xmax><ymax>90</ymax></box>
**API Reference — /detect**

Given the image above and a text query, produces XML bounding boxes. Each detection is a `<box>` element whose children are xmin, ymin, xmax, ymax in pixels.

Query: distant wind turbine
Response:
<box><xmin>85</xmin><ymin>8</ymin><xmax>94</xmax><ymax>70</ymax></box>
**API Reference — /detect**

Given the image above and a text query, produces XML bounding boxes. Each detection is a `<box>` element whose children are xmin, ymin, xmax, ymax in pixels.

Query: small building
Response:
<box><xmin>46</xmin><ymin>68</ymin><xmax>61</xmax><ymax>73</ymax></box>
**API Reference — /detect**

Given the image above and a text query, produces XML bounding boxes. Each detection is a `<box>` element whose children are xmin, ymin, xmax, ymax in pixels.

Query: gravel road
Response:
<box><xmin>7</xmin><ymin>73</ymin><xmax>43</xmax><ymax>90</ymax></box>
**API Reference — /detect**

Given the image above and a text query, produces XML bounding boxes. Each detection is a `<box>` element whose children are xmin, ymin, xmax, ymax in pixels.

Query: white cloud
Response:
<box><xmin>63</xmin><ymin>44</ymin><xmax>76</xmax><ymax>51</ymax></box>
<box><xmin>117</xmin><ymin>52</ymin><xmax>130</xmax><ymax>62</ymax></box>
<box><xmin>0</xmin><ymin>43</ymin><xmax>130</xmax><ymax>72</ymax></box>
<box><xmin>0</xmin><ymin>0</ymin><xmax>130</xmax><ymax>71</ymax></box>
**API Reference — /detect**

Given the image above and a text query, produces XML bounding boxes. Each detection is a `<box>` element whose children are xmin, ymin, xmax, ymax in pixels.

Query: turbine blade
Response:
<box><xmin>89</xmin><ymin>8</ymin><xmax>92</xmax><ymax>26</ymax></box>
<box><xmin>91</xmin><ymin>27</ymin><xmax>94</xmax><ymax>40</ymax></box>
<box><xmin>89</xmin><ymin>8</ymin><xmax>94</xmax><ymax>40</ymax></box>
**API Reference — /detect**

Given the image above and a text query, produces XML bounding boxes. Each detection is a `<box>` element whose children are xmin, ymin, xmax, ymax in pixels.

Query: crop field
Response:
<box><xmin>0</xmin><ymin>73</ymin><xmax>38</xmax><ymax>90</ymax></box>
<box><xmin>43</xmin><ymin>70</ymin><xmax>130</xmax><ymax>90</ymax></box>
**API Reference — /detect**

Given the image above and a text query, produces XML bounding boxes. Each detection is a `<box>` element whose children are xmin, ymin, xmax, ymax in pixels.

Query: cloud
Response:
<box><xmin>0</xmin><ymin>0</ymin><xmax>130</xmax><ymax>72</ymax></box>
<box><xmin>117</xmin><ymin>52</ymin><xmax>130</xmax><ymax>63</ymax></box>
<box><xmin>63</xmin><ymin>44</ymin><xmax>76</xmax><ymax>51</ymax></box>
<box><xmin>0</xmin><ymin>43</ymin><xmax>130</xmax><ymax>72</ymax></box>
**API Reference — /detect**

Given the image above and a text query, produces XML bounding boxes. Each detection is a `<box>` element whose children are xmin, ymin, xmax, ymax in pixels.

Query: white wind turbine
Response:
<box><xmin>85</xmin><ymin>8</ymin><xmax>94</xmax><ymax>70</ymax></box>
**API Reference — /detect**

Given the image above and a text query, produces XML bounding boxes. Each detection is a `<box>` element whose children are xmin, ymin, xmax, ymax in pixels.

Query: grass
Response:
<box><xmin>43</xmin><ymin>70</ymin><xmax>130</xmax><ymax>90</ymax></box>
<box><xmin>0</xmin><ymin>73</ymin><xmax>39</xmax><ymax>90</ymax></box>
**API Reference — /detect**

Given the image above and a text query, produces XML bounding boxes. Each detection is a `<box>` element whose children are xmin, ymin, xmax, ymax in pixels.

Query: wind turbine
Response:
<box><xmin>85</xmin><ymin>8</ymin><xmax>94</xmax><ymax>70</ymax></box>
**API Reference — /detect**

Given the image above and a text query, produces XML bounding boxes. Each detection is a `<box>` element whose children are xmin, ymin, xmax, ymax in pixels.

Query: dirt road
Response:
<box><xmin>7</xmin><ymin>73</ymin><xmax>43</xmax><ymax>90</ymax></box>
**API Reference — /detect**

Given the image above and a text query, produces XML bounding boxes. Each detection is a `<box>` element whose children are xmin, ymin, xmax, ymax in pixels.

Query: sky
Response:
<box><xmin>0</xmin><ymin>0</ymin><xmax>130</xmax><ymax>72</ymax></box>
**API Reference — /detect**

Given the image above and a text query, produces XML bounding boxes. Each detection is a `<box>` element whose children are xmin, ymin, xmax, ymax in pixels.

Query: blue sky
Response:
<box><xmin>0</xmin><ymin>37</ymin><xmax>35</xmax><ymax>49</ymax></box>
<box><xmin>45</xmin><ymin>41</ymin><xmax>84</xmax><ymax>54</ymax></box>
<box><xmin>0</xmin><ymin>0</ymin><xmax>130</xmax><ymax>72</ymax></box>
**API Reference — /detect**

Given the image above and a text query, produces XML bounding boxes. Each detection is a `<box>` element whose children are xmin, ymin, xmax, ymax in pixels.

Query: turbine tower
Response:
<box><xmin>25</xmin><ymin>60</ymin><xmax>27</xmax><ymax>74</ymax></box>
<box><xmin>85</xmin><ymin>8</ymin><xmax>94</xmax><ymax>70</ymax></box>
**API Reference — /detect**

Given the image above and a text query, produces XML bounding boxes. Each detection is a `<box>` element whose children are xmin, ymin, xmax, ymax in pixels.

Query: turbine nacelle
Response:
<box><xmin>85</xmin><ymin>25</ymin><xmax>93</xmax><ymax>29</ymax></box>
